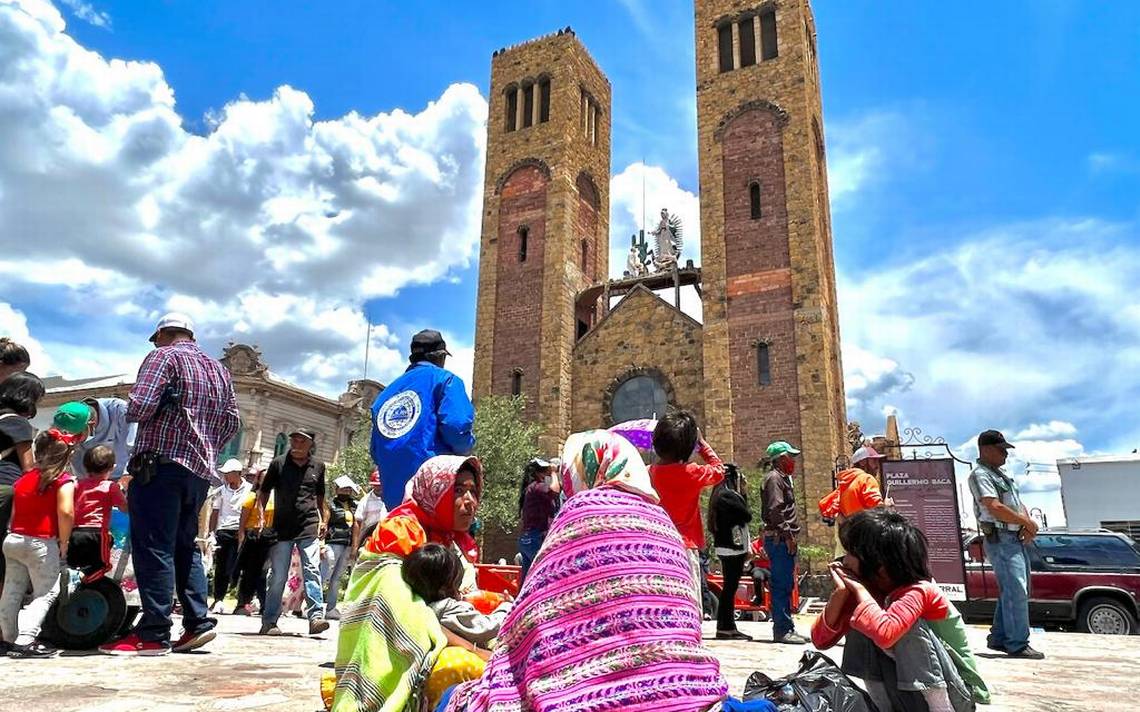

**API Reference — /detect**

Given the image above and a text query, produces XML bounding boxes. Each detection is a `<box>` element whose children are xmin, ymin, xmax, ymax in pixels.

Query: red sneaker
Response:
<box><xmin>99</xmin><ymin>633</ymin><xmax>171</xmax><ymax>656</ymax></box>
<box><xmin>172</xmin><ymin>627</ymin><xmax>216</xmax><ymax>653</ymax></box>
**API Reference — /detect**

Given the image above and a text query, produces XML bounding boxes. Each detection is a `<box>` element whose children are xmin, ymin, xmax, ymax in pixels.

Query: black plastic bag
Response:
<box><xmin>743</xmin><ymin>650</ymin><xmax>878</xmax><ymax>712</ymax></box>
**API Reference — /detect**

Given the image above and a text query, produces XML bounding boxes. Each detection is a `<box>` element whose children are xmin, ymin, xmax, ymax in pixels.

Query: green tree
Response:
<box><xmin>328</xmin><ymin>410</ymin><xmax>375</xmax><ymax>494</ymax></box>
<box><xmin>473</xmin><ymin>395</ymin><xmax>542</xmax><ymax>533</ymax></box>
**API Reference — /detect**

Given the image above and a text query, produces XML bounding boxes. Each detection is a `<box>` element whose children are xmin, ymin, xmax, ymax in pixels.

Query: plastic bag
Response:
<box><xmin>743</xmin><ymin>651</ymin><xmax>877</xmax><ymax>712</ymax></box>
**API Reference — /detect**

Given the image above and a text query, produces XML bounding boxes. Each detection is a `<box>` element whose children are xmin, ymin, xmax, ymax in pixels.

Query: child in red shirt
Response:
<box><xmin>0</xmin><ymin>429</ymin><xmax>79</xmax><ymax>658</ymax></box>
<box><xmin>68</xmin><ymin>445</ymin><xmax>127</xmax><ymax>579</ymax></box>
<box><xmin>649</xmin><ymin>411</ymin><xmax>725</xmax><ymax>603</ymax></box>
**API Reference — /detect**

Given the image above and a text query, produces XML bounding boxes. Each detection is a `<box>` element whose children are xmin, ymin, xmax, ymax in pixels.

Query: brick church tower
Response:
<box><xmin>695</xmin><ymin>0</ymin><xmax>847</xmax><ymax>543</ymax></box>
<box><xmin>472</xmin><ymin>30</ymin><xmax>612</xmax><ymax>454</ymax></box>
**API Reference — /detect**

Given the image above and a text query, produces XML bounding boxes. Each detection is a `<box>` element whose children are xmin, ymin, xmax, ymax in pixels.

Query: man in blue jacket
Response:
<box><xmin>371</xmin><ymin>329</ymin><xmax>475</xmax><ymax>508</ymax></box>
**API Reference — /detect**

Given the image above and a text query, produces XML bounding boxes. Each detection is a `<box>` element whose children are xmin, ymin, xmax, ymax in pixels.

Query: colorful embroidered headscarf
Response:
<box><xmin>387</xmin><ymin>455</ymin><xmax>483</xmax><ymax>563</ymax></box>
<box><xmin>559</xmin><ymin>429</ymin><xmax>659</xmax><ymax>503</ymax></box>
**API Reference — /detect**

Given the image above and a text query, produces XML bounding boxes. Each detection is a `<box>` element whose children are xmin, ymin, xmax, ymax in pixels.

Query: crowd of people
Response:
<box><xmin>0</xmin><ymin>321</ymin><xmax>1048</xmax><ymax>711</ymax></box>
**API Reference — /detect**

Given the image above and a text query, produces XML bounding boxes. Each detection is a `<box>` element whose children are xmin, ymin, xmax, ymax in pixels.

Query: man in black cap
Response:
<box><xmin>968</xmin><ymin>429</ymin><xmax>1043</xmax><ymax>659</ymax></box>
<box><xmin>369</xmin><ymin>329</ymin><xmax>475</xmax><ymax>508</ymax></box>
<box><xmin>257</xmin><ymin>429</ymin><xmax>329</xmax><ymax>636</ymax></box>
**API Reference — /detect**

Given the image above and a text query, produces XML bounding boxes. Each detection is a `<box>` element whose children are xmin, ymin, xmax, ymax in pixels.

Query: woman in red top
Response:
<box><xmin>0</xmin><ymin>428</ymin><xmax>78</xmax><ymax>658</ymax></box>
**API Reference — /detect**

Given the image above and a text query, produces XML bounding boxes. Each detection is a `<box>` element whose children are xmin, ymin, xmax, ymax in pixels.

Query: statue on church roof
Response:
<box><xmin>650</xmin><ymin>208</ymin><xmax>683</xmax><ymax>271</ymax></box>
<box><xmin>626</xmin><ymin>245</ymin><xmax>647</xmax><ymax>277</ymax></box>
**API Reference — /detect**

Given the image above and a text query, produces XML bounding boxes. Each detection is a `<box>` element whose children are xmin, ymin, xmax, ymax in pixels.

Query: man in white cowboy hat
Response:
<box><xmin>208</xmin><ymin>458</ymin><xmax>252</xmax><ymax>612</ymax></box>
<box><xmin>102</xmin><ymin>312</ymin><xmax>239</xmax><ymax>656</ymax></box>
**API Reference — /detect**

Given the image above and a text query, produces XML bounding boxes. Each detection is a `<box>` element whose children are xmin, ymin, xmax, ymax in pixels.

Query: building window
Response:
<box><xmin>522</xmin><ymin>82</ymin><xmax>534</xmax><ymax>129</ymax></box>
<box><xmin>273</xmin><ymin>432</ymin><xmax>288</xmax><ymax>457</ymax></box>
<box><xmin>749</xmin><ymin>182</ymin><xmax>762</xmax><ymax>219</ymax></box>
<box><xmin>511</xmin><ymin>369</ymin><xmax>523</xmax><ymax>397</ymax></box>
<box><xmin>739</xmin><ymin>17</ymin><xmax>756</xmax><ymax>67</ymax></box>
<box><xmin>717</xmin><ymin>22</ymin><xmax>734</xmax><ymax>73</ymax></box>
<box><xmin>611</xmin><ymin>374</ymin><xmax>670</xmax><ymax>424</ymax></box>
<box><xmin>757</xmin><ymin>342</ymin><xmax>771</xmax><ymax>385</ymax></box>
<box><xmin>577</xmin><ymin>319</ymin><xmax>589</xmax><ymax>340</ymax></box>
<box><xmin>580</xmin><ymin>239</ymin><xmax>589</xmax><ymax>273</ymax></box>
<box><xmin>506</xmin><ymin>86</ymin><xmax>519</xmax><ymax>132</ymax></box>
<box><xmin>518</xmin><ymin>226</ymin><xmax>528</xmax><ymax>262</ymax></box>
<box><xmin>760</xmin><ymin>11</ymin><xmax>778</xmax><ymax>60</ymax></box>
<box><xmin>538</xmin><ymin>78</ymin><xmax>551</xmax><ymax>123</ymax></box>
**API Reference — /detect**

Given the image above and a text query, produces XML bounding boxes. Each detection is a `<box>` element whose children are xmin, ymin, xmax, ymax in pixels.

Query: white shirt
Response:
<box><xmin>354</xmin><ymin>491</ymin><xmax>388</xmax><ymax>532</ymax></box>
<box><xmin>212</xmin><ymin>480</ymin><xmax>252</xmax><ymax>530</ymax></box>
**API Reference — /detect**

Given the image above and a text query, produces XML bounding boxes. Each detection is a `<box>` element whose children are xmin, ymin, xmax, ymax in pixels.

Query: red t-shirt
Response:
<box><xmin>648</xmin><ymin>441</ymin><xmax>725</xmax><ymax>549</ymax></box>
<box><xmin>9</xmin><ymin>468</ymin><xmax>75</xmax><ymax>539</ymax></box>
<box><xmin>74</xmin><ymin>477</ymin><xmax>126</xmax><ymax>530</ymax></box>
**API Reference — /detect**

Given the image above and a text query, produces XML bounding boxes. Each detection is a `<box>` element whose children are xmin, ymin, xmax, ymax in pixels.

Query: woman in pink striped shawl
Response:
<box><xmin>443</xmin><ymin>430</ymin><xmax>728</xmax><ymax>712</ymax></box>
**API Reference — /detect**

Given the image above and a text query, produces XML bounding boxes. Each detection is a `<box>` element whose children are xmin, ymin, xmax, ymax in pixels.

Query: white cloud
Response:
<box><xmin>826</xmin><ymin>110</ymin><xmax>926</xmax><ymax>208</ymax></box>
<box><xmin>843</xmin><ymin>344</ymin><xmax>914</xmax><ymax>414</ymax></box>
<box><xmin>0</xmin><ymin>0</ymin><xmax>487</xmax><ymax>395</ymax></box>
<box><xmin>841</xmin><ymin>217</ymin><xmax>1140</xmax><ymax>454</ymax></box>
<box><xmin>57</xmin><ymin>0</ymin><xmax>108</xmax><ymax>28</ymax></box>
<box><xmin>1087</xmin><ymin>151</ymin><xmax>1140</xmax><ymax>175</ymax></box>
<box><xmin>1013</xmin><ymin>420</ymin><xmax>1078</xmax><ymax>441</ymax></box>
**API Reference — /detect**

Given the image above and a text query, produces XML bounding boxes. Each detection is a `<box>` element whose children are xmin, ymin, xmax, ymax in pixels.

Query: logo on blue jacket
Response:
<box><xmin>376</xmin><ymin>390</ymin><xmax>422</xmax><ymax>438</ymax></box>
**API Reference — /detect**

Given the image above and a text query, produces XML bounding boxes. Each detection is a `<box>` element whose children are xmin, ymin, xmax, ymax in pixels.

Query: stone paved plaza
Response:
<box><xmin>3</xmin><ymin>613</ymin><xmax>1136</xmax><ymax>710</ymax></box>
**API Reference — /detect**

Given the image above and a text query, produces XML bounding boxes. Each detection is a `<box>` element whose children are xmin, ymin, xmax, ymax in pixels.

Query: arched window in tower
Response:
<box><xmin>518</xmin><ymin>226</ymin><xmax>529</xmax><ymax>262</ymax></box>
<box><xmin>749</xmin><ymin>181</ymin><xmax>762</xmax><ymax>219</ymax></box>
<box><xmin>538</xmin><ymin>77</ymin><xmax>551</xmax><ymax>123</ymax></box>
<box><xmin>505</xmin><ymin>86</ymin><xmax>518</xmax><ymax>132</ymax></box>
<box><xmin>717</xmin><ymin>22</ymin><xmax>734</xmax><ymax>73</ymax></box>
<box><xmin>760</xmin><ymin>10</ymin><xmax>778</xmax><ymax>60</ymax></box>
<box><xmin>522</xmin><ymin>81</ymin><xmax>534</xmax><ymax>129</ymax></box>
<box><xmin>757</xmin><ymin>342</ymin><xmax>772</xmax><ymax>386</ymax></box>
<box><xmin>274</xmin><ymin>432</ymin><xmax>288</xmax><ymax>457</ymax></box>
<box><xmin>738</xmin><ymin>15</ymin><xmax>756</xmax><ymax>67</ymax></box>
<box><xmin>511</xmin><ymin>369</ymin><xmax>523</xmax><ymax>397</ymax></box>
<box><xmin>580</xmin><ymin>239</ymin><xmax>589</xmax><ymax>274</ymax></box>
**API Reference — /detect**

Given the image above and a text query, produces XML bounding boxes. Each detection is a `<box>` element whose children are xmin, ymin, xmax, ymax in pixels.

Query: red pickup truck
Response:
<box><xmin>960</xmin><ymin>529</ymin><xmax>1140</xmax><ymax>635</ymax></box>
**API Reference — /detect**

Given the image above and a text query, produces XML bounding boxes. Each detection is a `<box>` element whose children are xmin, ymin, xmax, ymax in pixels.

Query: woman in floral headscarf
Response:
<box><xmin>442</xmin><ymin>430</ymin><xmax>728</xmax><ymax>712</ymax></box>
<box><xmin>331</xmin><ymin>455</ymin><xmax>484</xmax><ymax>712</ymax></box>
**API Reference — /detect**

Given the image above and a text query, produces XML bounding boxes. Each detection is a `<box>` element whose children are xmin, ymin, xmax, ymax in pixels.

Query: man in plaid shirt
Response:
<box><xmin>100</xmin><ymin>313</ymin><xmax>240</xmax><ymax>657</ymax></box>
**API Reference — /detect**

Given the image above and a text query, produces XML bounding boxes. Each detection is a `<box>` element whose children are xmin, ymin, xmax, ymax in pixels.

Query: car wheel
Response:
<box><xmin>1077</xmin><ymin>596</ymin><xmax>1136</xmax><ymax>636</ymax></box>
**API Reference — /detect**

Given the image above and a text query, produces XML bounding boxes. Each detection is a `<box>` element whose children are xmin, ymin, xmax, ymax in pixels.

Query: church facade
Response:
<box><xmin>473</xmin><ymin>0</ymin><xmax>846</xmax><ymax>544</ymax></box>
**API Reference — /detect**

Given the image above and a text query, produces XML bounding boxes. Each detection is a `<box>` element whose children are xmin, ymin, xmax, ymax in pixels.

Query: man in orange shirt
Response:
<box><xmin>649</xmin><ymin>411</ymin><xmax>725</xmax><ymax>605</ymax></box>
<box><xmin>820</xmin><ymin>446</ymin><xmax>892</xmax><ymax>556</ymax></box>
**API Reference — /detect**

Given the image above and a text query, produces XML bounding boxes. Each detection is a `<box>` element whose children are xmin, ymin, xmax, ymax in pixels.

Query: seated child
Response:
<box><xmin>649</xmin><ymin>410</ymin><xmax>725</xmax><ymax>603</ymax></box>
<box><xmin>402</xmin><ymin>543</ymin><xmax>512</xmax><ymax>655</ymax></box>
<box><xmin>812</xmin><ymin>508</ymin><xmax>989</xmax><ymax>711</ymax></box>
<box><xmin>68</xmin><ymin>445</ymin><xmax>127</xmax><ymax>579</ymax></box>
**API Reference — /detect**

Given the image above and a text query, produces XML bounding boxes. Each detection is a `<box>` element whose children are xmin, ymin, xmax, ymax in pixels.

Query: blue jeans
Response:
<box><xmin>320</xmin><ymin>542</ymin><xmax>351</xmax><ymax>612</ymax></box>
<box><xmin>127</xmin><ymin>462</ymin><xmax>213</xmax><ymax>644</ymax></box>
<box><xmin>983</xmin><ymin>529</ymin><xmax>1031</xmax><ymax>653</ymax></box>
<box><xmin>262</xmin><ymin>537</ymin><xmax>324</xmax><ymax>625</ymax></box>
<box><xmin>518</xmin><ymin>528</ymin><xmax>545</xmax><ymax>581</ymax></box>
<box><xmin>763</xmin><ymin>537</ymin><xmax>796</xmax><ymax>638</ymax></box>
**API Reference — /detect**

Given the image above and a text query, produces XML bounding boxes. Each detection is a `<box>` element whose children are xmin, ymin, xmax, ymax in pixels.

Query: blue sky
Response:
<box><xmin>3</xmin><ymin>0</ymin><xmax>1140</xmax><ymax>523</ymax></box>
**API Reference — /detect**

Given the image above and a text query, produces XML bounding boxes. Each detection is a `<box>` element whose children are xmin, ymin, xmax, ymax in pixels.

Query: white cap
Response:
<box><xmin>334</xmin><ymin>475</ymin><xmax>361</xmax><ymax>494</ymax></box>
<box><xmin>852</xmin><ymin>445</ymin><xmax>886</xmax><ymax>465</ymax></box>
<box><xmin>150</xmin><ymin>312</ymin><xmax>195</xmax><ymax>343</ymax></box>
<box><xmin>219</xmin><ymin>458</ymin><xmax>243</xmax><ymax>474</ymax></box>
